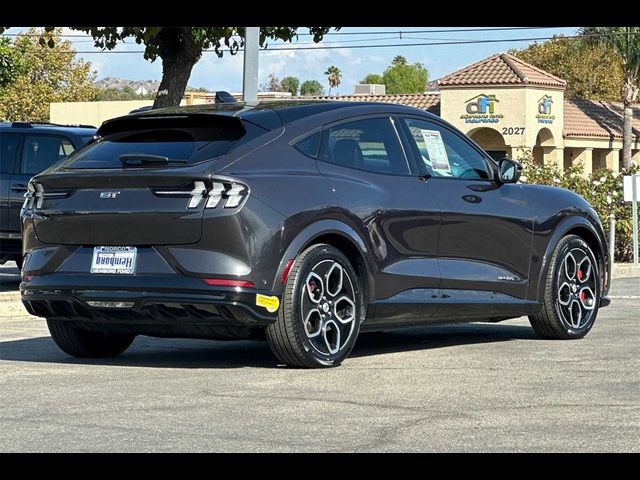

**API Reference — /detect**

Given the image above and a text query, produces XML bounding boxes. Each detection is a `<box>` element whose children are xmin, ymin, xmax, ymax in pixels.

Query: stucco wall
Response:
<box><xmin>49</xmin><ymin>99</ymin><xmax>197</xmax><ymax>127</ymax></box>
<box><xmin>440</xmin><ymin>85</ymin><xmax>565</xmax><ymax>153</ymax></box>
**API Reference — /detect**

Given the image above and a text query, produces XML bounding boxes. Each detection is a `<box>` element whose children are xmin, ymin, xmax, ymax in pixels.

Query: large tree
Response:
<box><xmin>261</xmin><ymin>73</ymin><xmax>284</xmax><ymax>92</ymax></box>
<box><xmin>1</xmin><ymin>27</ymin><xmax>337</xmax><ymax>108</ymax></box>
<box><xmin>0</xmin><ymin>28</ymin><xmax>96</xmax><ymax>122</ymax></box>
<box><xmin>63</xmin><ymin>27</ymin><xmax>335</xmax><ymax>108</ymax></box>
<box><xmin>280</xmin><ymin>76</ymin><xmax>300</xmax><ymax>96</ymax></box>
<box><xmin>360</xmin><ymin>73</ymin><xmax>384</xmax><ymax>85</ymax></box>
<box><xmin>324</xmin><ymin>65</ymin><xmax>341</xmax><ymax>95</ymax></box>
<box><xmin>0</xmin><ymin>36</ymin><xmax>26</xmax><ymax>89</ymax></box>
<box><xmin>300</xmin><ymin>79</ymin><xmax>324</xmax><ymax>96</ymax></box>
<box><xmin>579</xmin><ymin>27</ymin><xmax>640</xmax><ymax>170</ymax></box>
<box><xmin>381</xmin><ymin>55</ymin><xmax>428</xmax><ymax>94</ymax></box>
<box><xmin>509</xmin><ymin>36</ymin><xmax>625</xmax><ymax>101</ymax></box>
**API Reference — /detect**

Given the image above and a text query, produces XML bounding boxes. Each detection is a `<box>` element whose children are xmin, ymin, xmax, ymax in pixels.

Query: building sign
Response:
<box><xmin>536</xmin><ymin>95</ymin><xmax>555</xmax><ymax>124</ymax></box>
<box><xmin>460</xmin><ymin>94</ymin><xmax>503</xmax><ymax>124</ymax></box>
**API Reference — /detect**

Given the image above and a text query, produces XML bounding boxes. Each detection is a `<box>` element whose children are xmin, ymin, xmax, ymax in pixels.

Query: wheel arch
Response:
<box><xmin>535</xmin><ymin>216</ymin><xmax>608</xmax><ymax>302</ymax></box>
<box><xmin>271</xmin><ymin>219</ymin><xmax>375</xmax><ymax>304</ymax></box>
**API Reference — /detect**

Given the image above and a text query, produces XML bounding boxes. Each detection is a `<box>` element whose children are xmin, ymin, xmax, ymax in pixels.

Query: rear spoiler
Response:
<box><xmin>97</xmin><ymin>113</ymin><xmax>247</xmax><ymax>138</ymax></box>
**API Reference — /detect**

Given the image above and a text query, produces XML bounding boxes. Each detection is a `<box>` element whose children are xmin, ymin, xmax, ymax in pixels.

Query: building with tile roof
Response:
<box><xmin>317</xmin><ymin>52</ymin><xmax>639</xmax><ymax>175</ymax></box>
<box><xmin>49</xmin><ymin>51</ymin><xmax>640</xmax><ymax>175</ymax></box>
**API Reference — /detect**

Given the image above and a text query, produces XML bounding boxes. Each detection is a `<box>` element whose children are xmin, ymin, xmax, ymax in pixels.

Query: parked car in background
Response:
<box><xmin>19</xmin><ymin>102</ymin><xmax>611</xmax><ymax>368</ymax></box>
<box><xmin>1</xmin><ymin>122</ymin><xmax>96</xmax><ymax>268</ymax></box>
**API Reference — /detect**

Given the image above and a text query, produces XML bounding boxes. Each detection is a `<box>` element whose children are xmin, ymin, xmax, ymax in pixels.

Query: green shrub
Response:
<box><xmin>514</xmin><ymin>148</ymin><xmax>638</xmax><ymax>262</ymax></box>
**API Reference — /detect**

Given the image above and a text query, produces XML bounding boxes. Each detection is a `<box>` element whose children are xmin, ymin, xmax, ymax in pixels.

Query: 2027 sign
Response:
<box><xmin>501</xmin><ymin>127</ymin><xmax>525</xmax><ymax>135</ymax></box>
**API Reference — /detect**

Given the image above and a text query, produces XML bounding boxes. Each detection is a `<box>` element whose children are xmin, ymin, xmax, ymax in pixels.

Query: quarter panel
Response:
<box><xmin>524</xmin><ymin>184</ymin><xmax>609</xmax><ymax>301</ymax></box>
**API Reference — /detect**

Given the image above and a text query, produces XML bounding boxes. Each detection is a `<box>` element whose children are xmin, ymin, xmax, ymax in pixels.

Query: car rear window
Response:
<box><xmin>66</xmin><ymin>121</ymin><xmax>266</xmax><ymax>169</ymax></box>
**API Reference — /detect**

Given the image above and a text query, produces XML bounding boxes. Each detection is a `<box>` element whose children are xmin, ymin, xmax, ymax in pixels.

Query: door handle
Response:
<box><xmin>10</xmin><ymin>183</ymin><xmax>27</xmax><ymax>192</ymax></box>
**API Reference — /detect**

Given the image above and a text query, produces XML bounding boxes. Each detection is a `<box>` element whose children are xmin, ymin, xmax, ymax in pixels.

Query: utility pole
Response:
<box><xmin>243</xmin><ymin>27</ymin><xmax>259</xmax><ymax>106</ymax></box>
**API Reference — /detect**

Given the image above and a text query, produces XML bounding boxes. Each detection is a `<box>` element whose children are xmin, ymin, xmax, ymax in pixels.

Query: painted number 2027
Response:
<box><xmin>502</xmin><ymin>127</ymin><xmax>525</xmax><ymax>135</ymax></box>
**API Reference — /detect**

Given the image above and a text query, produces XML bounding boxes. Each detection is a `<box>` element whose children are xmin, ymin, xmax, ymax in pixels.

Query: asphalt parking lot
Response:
<box><xmin>1</xmin><ymin>262</ymin><xmax>638</xmax><ymax>452</ymax></box>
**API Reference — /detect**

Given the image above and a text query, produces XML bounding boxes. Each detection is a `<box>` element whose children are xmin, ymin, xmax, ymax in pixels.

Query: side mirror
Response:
<box><xmin>498</xmin><ymin>158</ymin><xmax>522</xmax><ymax>184</ymax></box>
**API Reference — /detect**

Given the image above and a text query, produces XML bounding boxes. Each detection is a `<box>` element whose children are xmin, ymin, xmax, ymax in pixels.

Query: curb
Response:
<box><xmin>612</xmin><ymin>263</ymin><xmax>640</xmax><ymax>279</ymax></box>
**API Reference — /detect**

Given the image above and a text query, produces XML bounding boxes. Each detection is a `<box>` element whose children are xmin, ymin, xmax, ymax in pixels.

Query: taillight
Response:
<box><xmin>152</xmin><ymin>179</ymin><xmax>249</xmax><ymax>210</ymax></box>
<box><xmin>23</xmin><ymin>182</ymin><xmax>70</xmax><ymax>211</ymax></box>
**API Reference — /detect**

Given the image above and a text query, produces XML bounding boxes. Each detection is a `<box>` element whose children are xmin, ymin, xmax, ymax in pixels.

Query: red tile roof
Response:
<box><xmin>314</xmin><ymin>92</ymin><xmax>639</xmax><ymax>141</ymax></box>
<box><xmin>438</xmin><ymin>53</ymin><xmax>566</xmax><ymax>88</ymax></box>
<box><xmin>563</xmin><ymin>99</ymin><xmax>640</xmax><ymax>139</ymax></box>
<box><xmin>313</xmin><ymin>93</ymin><xmax>441</xmax><ymax>114</ymax></box>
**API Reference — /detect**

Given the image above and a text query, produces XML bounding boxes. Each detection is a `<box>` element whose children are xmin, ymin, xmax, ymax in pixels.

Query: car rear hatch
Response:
<box><xmin>28</xmin><ymin>113</ymin><xmax>263</xmax><ymax>246</ymax></box>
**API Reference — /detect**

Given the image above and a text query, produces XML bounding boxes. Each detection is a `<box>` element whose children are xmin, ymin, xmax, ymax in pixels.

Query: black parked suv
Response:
<box><xmin>20</xmin><ymin>102</ymin><xmax>610</xmax><ymax>368</ymax></box>
<box><xmin>1</xmin><ymin>122</ymin><xmax>96</xmax><ymax>268</ymax></box>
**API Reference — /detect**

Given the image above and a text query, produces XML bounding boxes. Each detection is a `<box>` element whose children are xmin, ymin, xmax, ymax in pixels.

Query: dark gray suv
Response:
<box><xmin>0</xmin><ymin>122</ymin><xmax>96</xmax><ymax>267</ymax></box>
<box><xmin>20</xmin><ymin>102</ymin><xmax>610</xmax><ymax>368</ymax></box>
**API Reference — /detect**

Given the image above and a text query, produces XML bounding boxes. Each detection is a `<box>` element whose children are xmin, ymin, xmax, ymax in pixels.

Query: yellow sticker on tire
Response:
<box><xmin>256</xmin><ymin>294</ymin><xmax>280</xmax><ymax>313</ymax></box>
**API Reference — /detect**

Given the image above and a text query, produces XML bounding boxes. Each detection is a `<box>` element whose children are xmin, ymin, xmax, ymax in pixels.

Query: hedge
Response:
<box><xmin>516</xmin><ymin>149</ymin><xmax>638</xmax><ymax>262</ymax></box>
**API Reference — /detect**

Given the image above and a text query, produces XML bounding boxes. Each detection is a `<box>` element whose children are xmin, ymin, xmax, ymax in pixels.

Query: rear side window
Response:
<box><xmin>0</xmin><ymin>133</ymin><xmax>20</xmax><ymax>174</ymax></box>
<box><xmin>293</xmin><ymin>131</ymin><xmax>321</xmax><ymax>158</ymax></box>
<box><xmin>68</xmin><ymin>121</ymin><xmax>266</xmax><ymax>169</ymax></box>
<box><xmin>21</xmin><ymin>135</ymin><xmax>74</xmax><ymax>175</ymax></box>
<box><xmin>318</xmin><ymin>117</ymin><xmax>409</xmax><ymax>175</ymax></box>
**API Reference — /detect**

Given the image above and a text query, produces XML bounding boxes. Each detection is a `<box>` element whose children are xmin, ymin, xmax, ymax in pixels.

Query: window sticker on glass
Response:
<box><xmin>419</xmin><ymin>129</ymin><xmax>450</xmax><ymax>173</ymax></box>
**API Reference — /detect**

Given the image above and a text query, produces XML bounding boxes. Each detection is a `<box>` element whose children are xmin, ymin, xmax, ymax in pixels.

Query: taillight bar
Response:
<box><xmin>23</xmin><ymin>182</ymin><xmax>70</xmax><ymax>210</ymax></box>
<box><xmin>152</xmin><ymin>179</ymin><xmax>249</xmax><ymax>210</ymax></box>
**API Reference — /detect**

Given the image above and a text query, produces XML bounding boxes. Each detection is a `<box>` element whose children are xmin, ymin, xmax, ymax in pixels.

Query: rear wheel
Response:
<box><xmin>47</xmin><ymin>318</ymin><xmax>135</xmax><ymax>358</ymax></box>
<box><xmin>266</xmin><ymin>244</ymin><xmax>362</xmax><ymax>368</ymax></box>
<box><xmin>529</xmin><ymin>235</ymin><xmax>600</xmax><ymax>339</ymax></box>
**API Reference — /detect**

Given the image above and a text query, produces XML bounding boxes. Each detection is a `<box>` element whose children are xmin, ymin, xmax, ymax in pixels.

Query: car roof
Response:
<box><xmin>130</xmin><ymin>100</ymin><xmax>433</xmax><ymax>130</ymax></box>
<box><xmin>0</xmin><ymin>122</ymin><xmax>96</xmax><ymax>137</ymax></box>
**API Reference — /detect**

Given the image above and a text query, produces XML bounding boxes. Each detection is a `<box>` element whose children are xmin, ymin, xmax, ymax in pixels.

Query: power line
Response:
<box><xmin>298</xmin><ymin>26</ymin><xmax>571</xmax><ymax>36</ymax></box>
<box><xmin>64</xmin><ymin>32</ymin><xmax>636</xmax><ymax>54</ymax></box>
<box><xmin>0</xmin><ymin>26</ymin><xmax>570</xmax><ymax>39</ymax></box>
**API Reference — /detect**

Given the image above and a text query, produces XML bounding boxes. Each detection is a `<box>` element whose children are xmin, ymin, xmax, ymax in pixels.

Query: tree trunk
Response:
<box><xmin>152</xmin><ymin>29</ymin><xmax>201</xmax><ymax>109</ymax></box>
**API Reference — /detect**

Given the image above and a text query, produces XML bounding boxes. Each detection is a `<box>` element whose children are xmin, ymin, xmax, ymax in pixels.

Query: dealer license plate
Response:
<box><xmin>90</xmin><ymin>246</ymin><xmax>137</xmax><ymax>274</ymax></box>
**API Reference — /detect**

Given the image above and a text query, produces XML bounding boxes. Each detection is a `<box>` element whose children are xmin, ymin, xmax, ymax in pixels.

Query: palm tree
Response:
<box><xmin>324</xmin><ymin>65</ymin><xmax>342</xmax><ymax>96</ymax></box>
<box><xmin>580</xmin><ymin>27</ymin><xmax>640</xmax><ymax>169</ymax></box>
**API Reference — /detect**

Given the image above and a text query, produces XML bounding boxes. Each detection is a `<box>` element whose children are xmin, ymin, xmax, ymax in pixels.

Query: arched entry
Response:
<box><xmin>533</xmin><ymin>128</ymin><xmax>555</xmax><ymax>165</ymax></box>
<box><xmin>469</xmin><ymin>127</ymin><xmax>507</xmax><ymax>161</ymax></box>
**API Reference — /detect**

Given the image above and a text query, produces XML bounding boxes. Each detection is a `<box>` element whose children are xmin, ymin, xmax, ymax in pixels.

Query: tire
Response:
<box><xmin>47</xmin><ymin>318</ymin><xmax>135</xmax><ymax>358</ymax></box>
<box><xmin>529</xmin><ymin>234</ymin><xmax>600</xmax><ymax>339</ymax></box>
<box><xmin>266</xmin><ymin>244</ymin><xmax>363</xmax><ymax>368</ymax></box>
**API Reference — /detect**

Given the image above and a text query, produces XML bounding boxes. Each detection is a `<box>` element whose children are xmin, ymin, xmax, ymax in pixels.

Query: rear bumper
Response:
<box><xmin>20</xmin><ymin>274</ymin><xmax>279</xmax><ymax>328</ymax></box>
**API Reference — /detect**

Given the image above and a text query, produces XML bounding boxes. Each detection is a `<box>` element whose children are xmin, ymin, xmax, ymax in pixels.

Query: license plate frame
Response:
<box><xmin>90</xmin><ymin>246</ymin><xmax>137</xmax><ymax>275</ymax></box>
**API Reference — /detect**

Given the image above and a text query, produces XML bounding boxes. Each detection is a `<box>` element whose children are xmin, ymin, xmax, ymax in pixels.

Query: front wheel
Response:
<box><xmin>266</xmin><ymin>244</ymin><xmax>362</xmax><ymax>368</ymax></box>
<box><xmin>47</xmin><ymin>319</ymin><xmax>135</xmax><ymax>358</ymax></box>
<box><xmin>529</xmin><ymin>235</ymin><xmax>600</xmax><ymax>339</ymax></box>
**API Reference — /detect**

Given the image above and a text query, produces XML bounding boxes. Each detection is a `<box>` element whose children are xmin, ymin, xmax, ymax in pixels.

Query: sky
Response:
<box><xmin>4</xmin><ymin>27</ymin><xmax>579</xmax><ymax>94</ymax></box>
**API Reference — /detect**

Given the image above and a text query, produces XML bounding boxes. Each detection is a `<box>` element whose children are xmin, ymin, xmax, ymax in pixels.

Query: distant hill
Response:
<box><xmin>95</xmin><ymin>77</ymin><xmax>205</xmax><ymax>95</ymax></box>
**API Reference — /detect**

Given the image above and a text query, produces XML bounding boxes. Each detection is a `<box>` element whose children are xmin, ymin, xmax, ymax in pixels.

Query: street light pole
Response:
<box><xmin>243</xmin><ymin>27</ymin><xmax>259</xmax><ymax>106</ymax></box>
<box><xmin>633</xmin><ymin>174</ymin><xmax>638</xmax><ymax>266</ymax></box>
